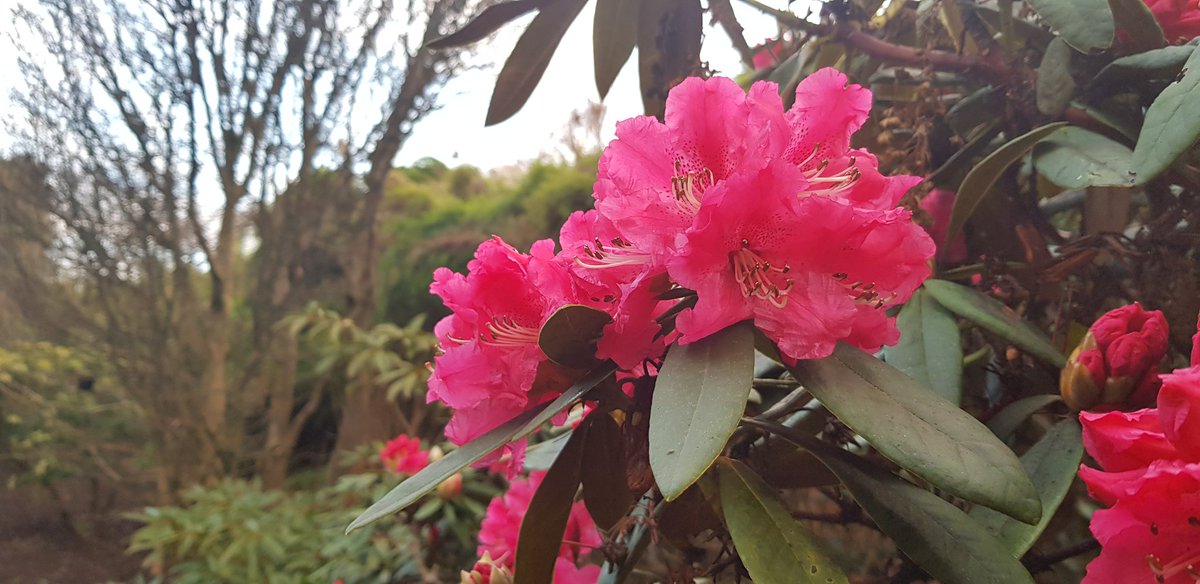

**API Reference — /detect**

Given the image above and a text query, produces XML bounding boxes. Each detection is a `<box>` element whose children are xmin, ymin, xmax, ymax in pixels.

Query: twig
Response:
<box><xmin>711</xmin><ymin>0</ymin><xmax>757</xmax><ymax>68</ymax></box>
<box><xmin>1023</xmin><ymin>537</ymin><xmax>1101</xmax><ymax>573</ymax></box>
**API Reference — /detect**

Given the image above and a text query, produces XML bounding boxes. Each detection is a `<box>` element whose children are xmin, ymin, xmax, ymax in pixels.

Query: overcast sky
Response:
<box><xmin>0</xmin><ymin>1</ymin><xmax>780</xmax><ymax>171</ymax></box>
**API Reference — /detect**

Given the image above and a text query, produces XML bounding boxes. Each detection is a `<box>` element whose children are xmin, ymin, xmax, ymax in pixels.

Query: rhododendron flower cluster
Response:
<box><xmin>1079</xmin><ymin>314</ymin><xmax>1200</xmax><ymax>583</ymax></box>
<box><xmin>474</xmin><ymin>471</ymin><xmax>602</xmax><ymax>583</ymax></box>
<box><xmin>379</xmin><ymin>434</ymin><xmax>430</xmax><ymax>475</ymax></box>
<box><xmin>1141</xmin><ymin>0</ymin><xmax>1200</xmax><ymax>44</ymax></box>
<box><xmin>424</xmin><ymin>69</ymin><xmax>933</xmax><ymax>473</ymax></box>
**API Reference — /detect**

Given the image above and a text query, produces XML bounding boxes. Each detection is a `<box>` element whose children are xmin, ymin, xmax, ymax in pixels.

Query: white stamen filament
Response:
<box><xmin>1149</xmin><ymin>549</ymin><xmax>1200</xmax><ymax>582</ymax></box>
<box><xmin>802</xmin><ymin>156</ymin><xmax>861</xmax><ymax>198</ymax></box>
<box><xmin>731</xmin><ymin>242</ymin><xmax>793</xmax><ymax>308</ymax></box>
<box><xmin>832</xmin><ymin>272</ymin><xmax>894</xmax><ymax>309</ymax></box>
<box><xmin>575</xmin><ymin>237</ymin><xmax>653</xmax><ymax>270</ymax></box>
<box><xmin>671</xmin><ymin>161</ymin><xmax>714</xmax><ymax>214</ymax></box>
<box><xmin>482</xmin><ymin>315</ymin><xmax>540</xmax><ymax>347</ymax></box>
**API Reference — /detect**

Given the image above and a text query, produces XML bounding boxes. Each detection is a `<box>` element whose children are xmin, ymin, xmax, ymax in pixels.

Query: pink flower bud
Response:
<box><xmin>1061</xmin><ymin>303</ymin><xmax>1168</xmax><ymax>411</ymax></box>
<box><xmin>379</xmin><ymin>435</ymin><xmax>431</xmax><ymax>475</ymax></box>
<box><xmin>437</xmin><ymin>472</ymin><xmax>464</xmax><ymax>500</ymax></box>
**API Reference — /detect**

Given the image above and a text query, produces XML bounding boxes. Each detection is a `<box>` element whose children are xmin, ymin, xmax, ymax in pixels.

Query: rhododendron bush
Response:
<box><xmin>340</xmin><ymin>0</ymin><xmax>1200</xmax><ymax>582</ymax></box>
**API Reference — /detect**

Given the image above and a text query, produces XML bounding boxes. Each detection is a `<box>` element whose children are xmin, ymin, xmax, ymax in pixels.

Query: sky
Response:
<box><xmin>0</xmin><ymin>0</ymin><xmax>780</xmax><ymax>171</ymax></box>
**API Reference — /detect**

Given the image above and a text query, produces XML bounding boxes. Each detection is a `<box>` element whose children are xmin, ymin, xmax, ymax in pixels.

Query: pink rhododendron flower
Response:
<box><xmin>751</xmin><ymin>39</ymin><xmax>787</xmax><ymax>70</ymax></box>
<box><xmin>476</xmin><ymin>471</ymin><xmax>602</xmax><ymax>583</ymax></box>
<box><xmin>589</xmin><ymin>70</ymin><xmax>932</xmax><ymax>361</ymax></box>
<box><xmin>1078</xmin><ymin>315</ymin><xmax>1200</xmax><ymax>583</ymax></box>
<box><xmin>1061</xmin><ymin>303</ymin><xmax>1169</xmax><ymax>411</ymax></box>
<box><xmin>1142</xmin><ymin>0</ymin><xmax>1200</xmax><ymax>44</ymax></box>
<box><xmin>919</xmin><ymin>189</ymin><xmax>968</xmax><ymax>264</ymax></box>
<box><xmin>379</xmin><ymin>434</ymin><xmax>430</xmax><ymax>475</ymax></box>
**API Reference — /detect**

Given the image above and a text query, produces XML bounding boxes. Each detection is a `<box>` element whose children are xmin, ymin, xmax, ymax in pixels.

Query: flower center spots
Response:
<box><xmin>731</xmin><ymin>240</ymin><xmax>793</xmax><ymax>308</ymax></box>
<box><xmin>671</xmin><ymin>161</ymin><xmax>714</xmax><ymax>214</ymax></box>
<box><xmin>831</xmin><ymin>272</ymin><xmax>894</xmax><ymax>309</ymax></box>
<box><xmin>576</xmin><ymin>236</ymin><xmax>653</xmax><ymax>270</ymax></box>
<box><xmin>481</xmin><ymin>315</ymin><xmax>540</xmax><ymax>347</ymax></box>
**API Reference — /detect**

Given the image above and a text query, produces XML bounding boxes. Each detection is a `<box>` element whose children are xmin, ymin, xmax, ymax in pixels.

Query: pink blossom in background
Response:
<box><xmin>379</xmin><ymin>435</ymin><xmax>430</xmax><ymax>475</ymax></box>
<box><xmin>476</xmin><ymin>471</ymin><xmax>602</xmax><ymax>583</ymax></box>
<box><xmin>919</xmin><ymin>189</ymin><xmax>968</xmax><ymax>264</ymax></box>
<box><xmin>1078</xmin><ymin>315</ymin><xmax>1200</xmax><ymax>583</ymax></box>
<box><xmin>751</xmin><ymin>39</ymin><xmax>786</xmax><ymax>70</ymax></box>
<box><xmin>1142</xmin><ymin>0</ymin><xmax>1200</xmax><ymax>44</ymax></box>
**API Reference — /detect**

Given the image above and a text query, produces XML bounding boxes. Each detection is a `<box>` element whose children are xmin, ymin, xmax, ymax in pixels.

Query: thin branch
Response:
<box><xmin>710</xmin><ymin>0</ymin><xmax>756</xmax><ymax>68</ymax></box>
<box><xmin>1023</xmin><ymin>538</ymin><xmax>1101</xmax><ymax>573</ymax></box>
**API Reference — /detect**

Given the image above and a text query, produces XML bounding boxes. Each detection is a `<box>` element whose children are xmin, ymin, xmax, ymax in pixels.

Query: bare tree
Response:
<box><xmin>5</xmin><ymin>0</ymin><xmax>479</xmax><ymax>492</ymax></box>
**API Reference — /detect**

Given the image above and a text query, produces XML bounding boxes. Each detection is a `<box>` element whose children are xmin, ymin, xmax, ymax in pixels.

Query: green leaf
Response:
<box><xmin>514</xmin><ymin>421</ymin><xmax>587</xmax><ymax>584</ymax></box>
<box><xmin>581</xmin><ymin>413</ymin><xmax>635</xmax><ymax>530</ymax></box>
<box><xmin>924</xmin><ymin>279</ymin><xmax>1067</xmax><ymax>368</ymax></box>
<box><xmin>485</xmin><ymin>0</ymin><xmax>589</xmax><ymax>125</ymax></box>
<box><xmin>1131</xmin><ymin>45</ymin><xmax>1200</xmax><ymax>184</ymax></box>
<box><xmin>945</xmin><ymin>123</ymin><xmax>1067</xmax><ymax>246</ymax></box>
<box><xmin>538</xmin><ymin>304</ymin><xmax>613</xmax><ymax>368</ymax></box>
<box><xmin>986</xmin><ymin>395</ymin><xmax>1063</xmax><ymax>440</ymax></box>
<box><xmin>881</xmin><ymin>288</ymin><xmax>964</xmax><ymax>405</ymax></box>
<box><xmin>524</xmin><ymin>431</ymin><xmax>572</xmax><ymax>471</ymax></box>
<box><xmin>1025</xmin><ymin>0</ymin><xmax>1114</xmax><ymax>52</ymax></box>
<box><xmin>747</xmin><ymin>421</ymin><xmax>1036</xmax><ymax>584</ymax></box>
<box><xmin>593</xmin><ymin>0</ymin><xmax>638</xmax><ymax>98</ymax></box>
<box><xmin>717</xmin><ymin>459</ymin><xmax>849</xmax><ymax>584</ymax></box>
<box><xmin>650</xmin><ymin>322</ymin><xmax>755</xmax><ymax>501</ymax></box>
<box><xmin>426</xmin><ymin>0</ymin><xmax>540</xmax><ymax>49</ymax></box>
<box><xmin>1092</xmin><ymin>43</ymin><xmax>1196</xmax><ymax>90</ymax></box>
<box><xmin>1107</xmin><ymin>0</ymin><xmax>1166</xmax><ymax>52</ymax></box>
<box><xmin>789</xmin><ymin>343</ymin><xmax>1041</xmax><ymax>523</ymax></box>
<box><xmin>1035</xmin><ymin>38</ymin><xmax>1076</xmax><ymax>116</ymax></box>
<box><xmin>1033</xmin><ymin>126</ymin><xmax>1135</xmax><ymax>189</ymax></box>
<box><xmin>971</xmin><ymin>418</ymin><xmax>1084</xmax><ymax>556</ymax></box>
<box><xmin>636</xmin><ymin>0</ymin><xmax>702</xmax><ymax>118</ymax></box>
<box><xmin>348</xmin><ymin>364</ymin><xmax>614</xmax><ymax>532</ymax></box>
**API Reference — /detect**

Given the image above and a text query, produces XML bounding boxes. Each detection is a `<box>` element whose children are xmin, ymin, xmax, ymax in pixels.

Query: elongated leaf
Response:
<box><xmin>538</xmin><ymin>304</ymin><xmax>612</xmax><ymax>368</ymax></box>
<box><xmin>748</xmin><ymin>421</ymin><xmax>1036</xmax><ymax>584</ymax></box>
<box><xmin>348</xmin><ymin>406</ymin><xmax>542</xmax><ymax>532</ymax></box>
<box><xmin>349</xmin><ymin>364</ymin><xmax>614</xmax><ymax>532</ymax></box>
<box><xmin>945</xmin><ymin>123</ymin><xmax>1067</xmax><ymax>246</ymax></box>
<box><xmin>581</xmin><ymin>413</ymin><xmax>635</xmax><ymax>530</ymax></box>
<box><xmin>427</xmin><ymin>0</ymin><xmax>539</xmax><ymax>49</ymax></box>
<box><xmin>924</xmin><ymin>279</ymin><xmax>1066</xmax><ymax>368</ymax></box>
<box><xmin>971</xmin><ymin>418</ymin><xmax>1083</xmax><ymax>556</ymax></box>
<box><xmin>717</xmin><ymin>459</ymin><xmax>849</xmax><ymax>584</ymax></box>
<box><xmin>525</xmin><ymin>431</ymin><xmax>572</xmax><ymax>470</ymax></box>
<box><xmin>485</xmin><ymin>0</ymin><xmax>589</xmax><ymax>125</ymax></box>
<box><xmin>514</xmin><ymin>422</ymin><xmax>587</xmax><ymax>584</ymax></box>
<box><xmin>1092</xmin><ymin>43</ymin><xmax>1196</xmax><ymax>89</ymax></box>
<box><xmin>650</xmin><ymin>322</ymin><xmax>755</xmax><ymax>501</ymax></box>
<box><xmin>789</xmin><ymin>343</ymin><xmax>1041</xmax><ymax>523</ymax></box>
<box><xmin>881</xmin><ymin>289</ymin><xmax>964</xmax><ymax>405</ymax></box>
<box><xmin>1131</xmin><ymin>44</ymin><xmax>1200</xmax><ymax>183</ymax></box>
<box><xmin>1036</xmin><ymin>38</ymin><xmax>1076</xmax><ymax>116</ymax></box>
<box><xmin>593</xmin><ymin>0</ymin><xmax>638</xmax><ymax>98</ymax></box>
<box><xmin>1033</xmin><ymin>126</ymin><xmax>1135</xmax><ymax>189</ymax></box>
<box><xmin>515</xmin><ymin>362</ymin><xmax>618</xmax><ymax>437</ymax></box>
<box><xmin>987</xmin><ymin>395</ymin><xmax>1064</xmax><ymax>440</ymax></box>
<box><xmin>636</xmin><ymin>0</ymin><xmax>702</xmax><ymax>118</ymax></box>
<box><xmin>1108</xmin><ymin>0</ymin><xmax>1166</xmax><ymax>52</ymax></box>
<box><xmin>1025</xmin><ymin>0</ymin><xmax>1114</xmax><ymax>52</ymax></box>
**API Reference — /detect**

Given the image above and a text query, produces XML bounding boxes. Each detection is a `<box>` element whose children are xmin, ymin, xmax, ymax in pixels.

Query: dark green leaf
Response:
<box><xmin>986</xmin><ymin>395</ymin><xmax>1063</xmax><ymax>440</ymax></box>
<box><xmin>924</xmin><ymin>279</ymin><xmax>1067</xmax><ymax>368</ymax></box>
<box><xmin>748</xmin><ymin>421</ymin><xmax>1036</xmax><ymax>584</ymax></box>
<box><xmin>485</xmin><ymin>0</ymin><xmax>589</xmax><ymax>126</ymax></box>
<box><xmin>881</xmin><ymin>288</ymin><xmax>964</xmax><ymax>405</ymax></box>
<box><xmin>717</xmin><ymin>458</ymin><xmax>849</xmax><ymax>584</ymax></box>
<box><xmin>1036</xmin><ymin>38</ymin><xmax>1076</xmax><ymax>116</ymax></box>
<box><xmin>1033</xmin><ymin>126</ymin><xmax>1135</xmax><ymax>189</ymax></box>
<box><xmin>748</xmin><ymin>435</ymin><xmax>839</xmax><ymax>489</ymax></box>
<box><xmin>1108</xmin><ymin>0</ymin><xmax>1166</xmax><ymax>52</ymax></box>
<box><xmin>349</xmin><ymin>363</ymin><xmax>614</xmax><ymax>532</ymax></box>
<box><xmin>650</xmin><ymin>322</ymin><xmax>755</xmax><ymax>501</ymax></box>
<box><xmin>525</xmin><ymin>431</ymin><xmax>572</xmax><ymax>471</ymax></box>
<box><xmin>636</xmin><ymin>0</ymin><xmax>702</xmax><ymax>118</ymax></box>
<box><xmin>945</xmin><ymin>123</ymin><xmax>1067</xmax><ymax>246</ymax></box>
<box><xmin>1092</xmin><ymin>43</ymin><xmax>1196</xmax><ymax>90</ymax></box>
<box><xmin>593</xmin><ymin>0</ymin><xmax>638</xmax><ymax>98</ymax></box>
<box><xmin>581</xmin><ymin>413</ymin><xmax>635</xmax><ymax>530</ymax></box>
<box><xmin>1131</xmin><ymin>45</ymin><xmax>1200</xmax><ymax>183</ymax></box>
<box><xmin>789</xmin><ymin>343</ymin><xmax>1041</xmax><ymax>523</ymax></box>
<box><xmin>427</xmin><ymin>0</ymin><xmax>540</xmax><ymax>49</ymax></box>
<box><xmin>1025</xmin><ymin>0</ymin><xmax>1114</xmax><ymax>52</ymax></box>
<box><xmin>945</xmin><ymin>87</ymin><xmax>1001</xmax><ymax>138</ymax></box>
<box><xmin>971</xmin><ymin>418</ymin><xmax>1083</xmax><ymax>556</ymax></box>
<box><xmin>514</xmin><ymin>422</ymin><xmax>587</xmax><ymax>584</ymax></box>
<box><xmin>538</xmin><ymin>304</ymin><xmax>613</xmax><ymax>368</ymax></box>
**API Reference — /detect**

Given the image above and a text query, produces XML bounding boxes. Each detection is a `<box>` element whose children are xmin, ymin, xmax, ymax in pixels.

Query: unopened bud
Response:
<box><xmin>1061</xmin><ymin>303</ymin><xmax>1168</xmax><ymax>411</ymax></box>
<box><xmin>460</xmin><ymin>553</ymin><xmax>513</xmax><ymax>584</ymax></box>
<box><xmin>437</xmin><ymin>472</ymin><xmax>463</xmax><ymax>500</ymax></box>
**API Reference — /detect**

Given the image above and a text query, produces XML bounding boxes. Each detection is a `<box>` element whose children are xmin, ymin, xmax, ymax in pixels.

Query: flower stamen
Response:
<box><xmin>671</xmin><ymin>161</ymin><xmax>715</xmax><ymax>214</ymax></box>
<box><xmin>1149</xmin><ymin>549</ymin><xmax>1200</xmax><ymax>582</ymax></box>
<box><xmin>803</xmin><ymin>157</ymin><xmax>861</xmax><ymax>198</ymax></box>
<box><xmin>835</xmin><ymin>275</ymin><xmax>894</xmax><ymax>309</ymax></box>
<box><xmin>731</xmin><ymin>241</ymin><xmax>793</xmax><ymax>307</ymax></box>
<box><xmin>482</xmin><ymin>315</ymin><xmax>540</xmax><ymax>347</ymax></box>
<box><xmin>575</xmin><ymin>237</ymin><xmax>653</xmax><ymax>270</ymax></box>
